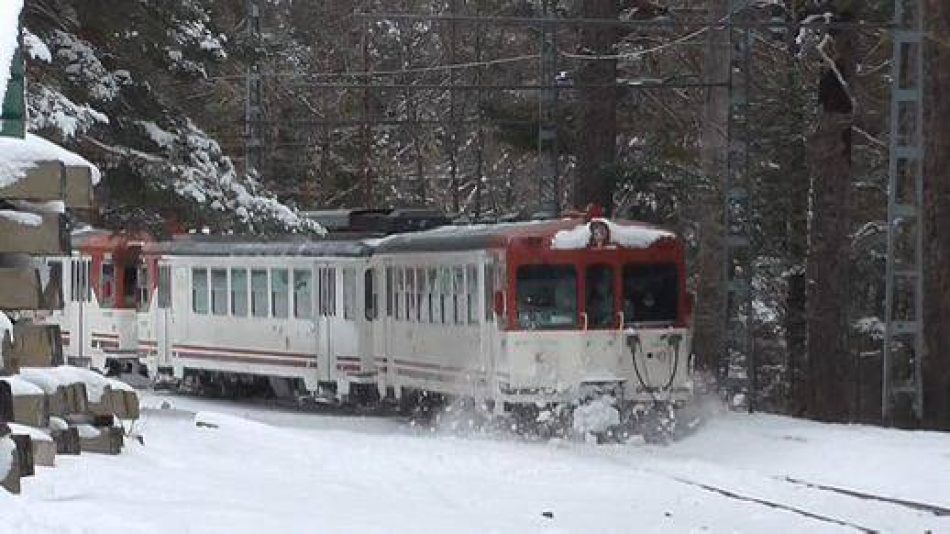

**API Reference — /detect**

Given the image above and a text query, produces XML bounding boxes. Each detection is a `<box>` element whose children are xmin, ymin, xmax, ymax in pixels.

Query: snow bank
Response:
<box><xmin>48</xmin><ymin>416</ymin><xmax>68</xmax><ymax>432</ymax></box>
<box><xmin>0</xmin><ymin>133</ymin><xmax>102</xmax><ymax>186</ymax></box>
<box><xmin>0</xmin><ymin>376</ymin><xmax>43</xmax><ymax>397</ymax></box>
<box><xmin>572</xmin><ymin>397</ymin><xmax>621</xmax><ymax>435</ymax></box>
<box><xmin>0</xmin><ymin>436</ymin><xmax>15</xmax><ymax>480</ymax></box>
<box><xmin>7</xmin><ymin>423</ymin><xmax>53</xmax><ymax>442</ymax></box>
<box><xmin>20</xmin><ymin>366</ymin><xmax>133</xmax><ymax>402</ymax></box>
<box><xmin>0</xmin><ymin>209</ymin><xmax>42</xmax><ymax>226</ymax></box>
<box><xmin>552</xmin><ymin>218</ymin><xmax>675</xmax><ymax>250</ymax></box>
<box><xmin>0</xmin><ymin>0</ymin><xmax>24</xmax><ymax>116</ymax></box>
<box><xmin>0</xmin><ymin>311</ymin><xmax>11</xmax><ymax>362</ymax></box>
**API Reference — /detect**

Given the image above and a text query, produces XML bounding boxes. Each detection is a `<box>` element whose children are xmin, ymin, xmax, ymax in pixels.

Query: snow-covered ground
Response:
<box><xmin>3</xmin><ymin>393</ymin><xmax>949</xmax><ymax>533</ymax></box>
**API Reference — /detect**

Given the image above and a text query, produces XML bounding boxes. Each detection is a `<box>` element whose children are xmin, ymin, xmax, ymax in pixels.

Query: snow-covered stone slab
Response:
<box><xmin>9</xmin><ymin>433</ymin><xmax>33</xmax><ymax>477</ymax></box>
<box><xmin>0</xmin><ymin>375</ymin><xmax>47</xmax><ymax>427</ymax></box>
<box><xmin>7</xmin><ymin>323</ymin><xmax>63</xmax><ymax>368</ymax></box>
<box><xmin>8</xmin><ymin>423</ymin><xmax>54</xmax><ymax>467</ymax></box>
<box><xmin>19</xmin><ymin>367</ymin><xmax>90</xmax><ymax>417</ymax></box>
<box><xmin>77</xmin><ymin>424</ymin><xmax>122</xmax><ymax>455</ymax></box>
<box><xmin>0</xmin><ymin>267</ymin><xmax>44</xmax><ymax>310</ymax></box>
<box><xmin>0</xmin><ymin>134</ymin><xmax>101</xmax><ymax>189</ymax></box>
<box><xmin>0</xmin><ymin>160</ymin><xmax>62</xmax><ymax>201</ymax></box>
<box><xmin>0</xmin><ymin>211</ymin><xmax>68</xmax><ymax>255</ymax></box>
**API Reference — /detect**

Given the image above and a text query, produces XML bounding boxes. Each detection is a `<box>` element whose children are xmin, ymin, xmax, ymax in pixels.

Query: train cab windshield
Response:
<box><xmin>516</xmin><ymin>265</ymin><xmax>577</xmax><ymax>329</ymax></box>
<box><xmin>623</xmin><ymin>263</ymin><xmax>679</xmax><ymax>325</ymax></box>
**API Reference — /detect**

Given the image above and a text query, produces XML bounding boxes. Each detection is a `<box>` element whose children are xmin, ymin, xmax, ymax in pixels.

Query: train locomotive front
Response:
<box><xmin>492</xmin><ymin>218</ymin><xmax>692</xmax><ymax>440</ymax></box>
<box><xmin>374</xmin><ymin>216</ymin><xmax>693</xmax><ymax>441</ymax></box>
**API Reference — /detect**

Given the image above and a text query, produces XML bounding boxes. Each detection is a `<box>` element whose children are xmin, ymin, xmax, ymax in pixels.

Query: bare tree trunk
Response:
<box><xmin>693</xmin><ymin>0</ymin><xmax>730</xmax><ymax>378</ymax></box>
<box><xmin>922</xmin><ymin>0</ymin><xmax>950</xmax><ymax>429</ymax></box>
<box><xmin>805</xmin><ymin>19</ymin><xmax>856</xmax><ymax>422</ymax></box>
<box><xmin>574</xmin><ymin>0</ymin><xmax>618</xmax><ymax>213</ymax></box>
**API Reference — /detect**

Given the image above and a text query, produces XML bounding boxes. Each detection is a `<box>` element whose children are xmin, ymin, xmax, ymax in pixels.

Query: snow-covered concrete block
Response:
<box><xmin>9</xmin><ymin>424</ymin><xmax>54</xmax><ymax>467</ymax></box>
<box><xmin>64</xmin><ymin>165</ymin><xmax>93</xmax><ymax>209</ymax></box>
<box><xmin>0</xmin><ymin>267</ymin><xmax>43</xmax><ymax>310</ymax></box>
<box><xmin>10</xmin><ymin>433</ymin><xmax>33</xmax><ymax>477</ymax></box>
<box><xmin>50</xmin><ymin>427</ymin><xmax>79</xmax><ymax>455</ymax></box>
<box><xmin>88</xmin><ymin>385</ymin><xmax>139</xmax><ymax>420</ymax></box>
<box><xmin>0</xmin><ymin>376</ymin><xmax>48</xmax><ymax>427</ymax></box>
<box><xmin>20</xmin><ymin>367</ymin><xmax>90</xmax><ymax>417</ymax></box>
<box><xmin>8</xmin><ymin>323</ymin><xmax>63</xmax><ymax>368</ymax></box>
<box><xmin>0</xmin><ymin>161</ymin><xmax>63</xmax><ymax>201</ymax></box>
<box><xmin>77</xmin><ymin>424</ymin><xmax>122</xmax><ymax>455</ymax></box>
<box><xmin>0</xmin><ymin>211</ymin><xmax>69</xmax><ymax>255</ymax></box>
<box><xmin>0</xmin><ymin>380</ymin><xmax>13</xmax><ymax>422</ymax></box>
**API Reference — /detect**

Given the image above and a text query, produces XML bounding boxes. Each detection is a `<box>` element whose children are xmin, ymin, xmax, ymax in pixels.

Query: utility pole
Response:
<box><xmin>537</xmin><ymin>0</ymin><xmax>559</xmax><ymax>217</ymax></box>
<box><xmin>883</xmin><ymin>0</ymin><xmax>925</xmax><ymax>423</ymax></box>
<box><xmin>244</xmin><ymin>0</ymin><xmax>264</xmax><ymax>178</ymax></box>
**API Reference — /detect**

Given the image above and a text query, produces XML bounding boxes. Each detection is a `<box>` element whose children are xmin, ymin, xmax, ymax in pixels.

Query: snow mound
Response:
<box><xmin>0</xmin><ymin>133</ymin><xmax>102</xmax><ymax>186</ymax></box>
<box><xmin>7</xmin><ymin>423</ymin><xmax>53</xmax><ymax>442</ymax></box>
<box><xmin>572</xmin><ymin>397</ymin><xmax>621</xmax><ymax>435</ymax></box>
<box><xmin>0</xmin><ymin>436</ymin><xmax>15</xmax><ymax>480</ymax></box>
<box><xmin>0</xmin><ymin>311</ymin><xmax>12</xmax><ymax>362</ymax></box>
<box><xmin>0</xmin><ymin>375</ymin><xmax>44</xmax><ymax>397</ymax></box>
<box><xmin>0</xmin><ymin>209</ymin><xmax>42</xmax><ymax>226</ymax></box>
<box><xmin>551</xmin><ymin>218</ymin><xmax>675</xmax><ymax>250</ymax></box>
<box><xmin>20</xmin><ymin>366</ymin><xmax>133</xmax><ymax>402</ymax></box>
<box><xmin>48</xmin><ymin>416</ymin><xmax>68</xmax><ymax>432</ymax></box>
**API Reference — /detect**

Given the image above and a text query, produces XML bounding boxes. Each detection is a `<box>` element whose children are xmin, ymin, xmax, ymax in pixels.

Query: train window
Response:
<box><xmin>394</xmin><ymin>268</ymin><xmax>404</xmax><ymax>320</ymax></box>
<box><xmin>70</xmin><ymin>260</ymin><xmax>79</xmax><ymax>302</ymax></box>
<box><xmin>586</xmin><ymin>265</ymin><xmax>615</xmax><ymax>329</ymax></box>
<box><xmin>427</xmin><ymin>268</ymin><xmax>437</xmax><ymax>323</ymax></box>
<box><xmin>251</xmin><ymin>269</ymin><xmax>269</xmax><ymax>317</ymax></box>
<box><xmin>342</xmin><ymin>269</ymin><xmax>356</xmax><ymax>320</ymax></box>
<box><xmin>484</xmin><ymin>264</ymin><xmax>495</xmax><ymax>321</ymax></box>
<box><xmin>211</xmin><ymin>269</ymin><xmax>228</xmax><ymax>316</ymax></box>
<box><xmin>405</xmin><ymin>268</ymin><xmax>416</xmax><ymax>322</ymax></box>
<box><xmin>516</xmin><ymin>265</ymin><xmax>577</xmax><ymax>330</ymax></box>
<box><xmin>453</xmin><ymin>267</ymin><xmax>465</xmax><ymax>325</ymax></box>
<box><xmin>136</xmin><ymin>263</ymin><xmax>150</xmax><ymax>312</ymax></box>
<box><xmin>467</xmin><ymin>265</ymin><xmax>478</xmax><ymax>324</ymax></box>
<box><xmin>101</xmin><ymin>261</ymin><xmax>116</xmax><ymax>308</ymax></box>
<box><xmin>123</xmin><ymin>264</ymin><xmax>137</xmax><ymax>308</ymax></box>
<box><xmin>385</xmin><ymin>267</ymin><xmax>393</xmax><ymax>317</ymax></box>
<box><xmin>84</xmin><ymin>260</ymin><xmax>92</xmax><ymax>302</ymax></box>
<box><xmin>231</xmin><ymin>269</ymin><xmax>248</xmax><ymax>316</ymax></box>
<box><xmin>271</xmin><ymin>268</ymin><xmax>290</xmax><ymax>319</ymax></box>
<box><xmin>294</xmin><ymin>269</ymin><xmax>313</xmax><ymax>319</ymax></box>
<box><xmin>158</xmin><ymin>265</ymin><xmax>171</xmax><ymax>309</ymax></box>
<box><xmin>440</xmin><ymin>267</ymin><xmax>451</xmax><ymax>324</ymax></box>
<box><xmin>364</xmin><ymin>269</ymin><xmax>377</xmax><ymax>320</ymax></box>
<box><xmin>416</xmin><ymin>268</ymin><xmax>427</xmax><ymax>323</ymax></box>
<box><xmin>622</xmin><ymin>264</ymin><xmax>678</xmax><ymax>324</ymax></box>
<box><xmin>192</xmin><ymin>268</ymin><xmax>209</xmax><ymax>314</ymax></box>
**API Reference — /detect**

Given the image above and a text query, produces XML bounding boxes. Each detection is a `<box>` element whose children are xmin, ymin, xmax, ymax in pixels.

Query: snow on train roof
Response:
<box><xmin>373</xmin><ymin>218</ymin><xmax>676</xmax><ymax>253</ymax></box>
<box><xmin>146</xmin><ymin>238</ymin><xmax>373</xmax><ymax>258</ymax></box>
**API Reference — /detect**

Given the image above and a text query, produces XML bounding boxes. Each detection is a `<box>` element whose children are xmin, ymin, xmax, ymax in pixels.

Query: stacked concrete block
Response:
<box><xmin>9</xmin><ymin>424</ymin><xmax>56</xmax><ymax>467</ymax></box>
<box><xmin>49</xmin><ymin>416</ymin><xmax>80</xmax><ymax>455</ymax></box>
<box><xmin>0</xmin><ymin>376</ymin><xmax>48</xmax><ymax>427</ymax></box>
<box><xmin>7</xmin><ymin>322</ymin><xmax>64</xmax><ymax>368</ymax></box>
<box><xmin>76</xmin><ymin>424</ymin><xmax>123</xmax><ymax>455</ymax></box>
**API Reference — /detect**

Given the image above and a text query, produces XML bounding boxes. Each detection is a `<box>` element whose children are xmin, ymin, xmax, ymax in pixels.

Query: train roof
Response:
<box><xmin>371</xmin><ymin>217</ymin><xmax>677</xmax><ymax>254</ymax></box>
<box><xmin>144</xmin><ymin>237</ymin><xmax>372</xmax><ymax>258</ymax></box>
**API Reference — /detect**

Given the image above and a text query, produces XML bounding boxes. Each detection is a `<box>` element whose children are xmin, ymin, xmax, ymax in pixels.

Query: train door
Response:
<box><xmin>154</xmin><ymin>262</ymin><xmax>173</xmax><ymax>371</ymax></box>
<box><xmin>289</xmin><ymin>263</ymin><xmax>318</xmax><ymax>377</ymax></box>
<box><xmin>316</xmin><ymin>264</ymin><xmax>336</xmax><ymax>382</ymax></box>
<box><xmin>68</xmin><ymin>256</ymin><xmax>91</xmax><ymax>365</ymax></box>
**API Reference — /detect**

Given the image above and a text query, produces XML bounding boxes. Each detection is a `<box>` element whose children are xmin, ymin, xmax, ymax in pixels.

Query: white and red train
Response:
<box><xmin>40</xmin><ymin>212</ymin><xmax>694</xmax><ymax>437</ymax></box>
